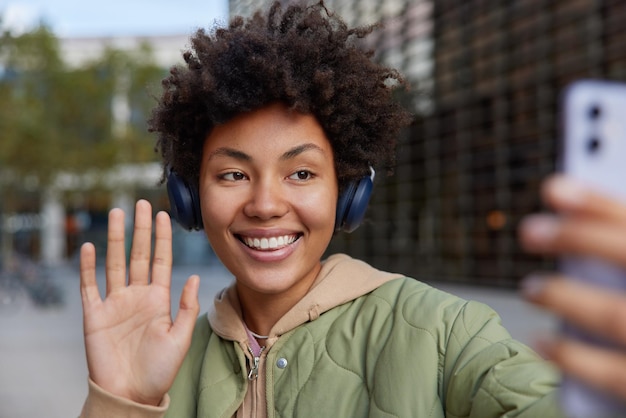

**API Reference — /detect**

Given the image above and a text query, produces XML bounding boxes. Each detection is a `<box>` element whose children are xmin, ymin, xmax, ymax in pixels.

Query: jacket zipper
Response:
<box><xmin>245</xmin><ymin>345</ymin><xmax>266</xmax><ymax>417</ymax></box>
<box><xmin>247</xmin><ymin>345</ymin><xmax>265</xmax><ymax>380</ymax></box>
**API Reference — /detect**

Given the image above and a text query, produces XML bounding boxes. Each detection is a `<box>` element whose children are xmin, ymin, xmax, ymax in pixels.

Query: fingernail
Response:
<box><xmin>520</xmin><ymin>274</ymin><xmax>547</xmax><ymax>299</ymax></box>
<box><xmin>192</xmin><ymin>275</ymin><xmax>200</xmax><ymax>289</ymax></box>
<box><xmin>546</xmin><ymin>177</ymin><xmax>587</xmax><ymax>207</ymax></box>
<box><xmin>520</xmin><ymin>215</ymin><xmax>560</xmax><ymax>245</ymax></box>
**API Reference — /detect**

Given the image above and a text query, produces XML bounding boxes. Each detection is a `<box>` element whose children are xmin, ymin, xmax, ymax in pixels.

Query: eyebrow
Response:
<box><xmin>207</xmin><ymin>147</ymin><xmax>251</xmax><ymax>161</ymax></box>
<box><xmin>280</xmin><ymin>143</ymin><xmax>326</xmax><ymax>160</ymax></box>
<box><xmin>208</xmin><ymin>143</ymin><xmax>326</xmax><ymax>162</ymax></box>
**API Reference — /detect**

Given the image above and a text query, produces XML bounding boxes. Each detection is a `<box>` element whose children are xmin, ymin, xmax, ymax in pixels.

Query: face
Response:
<box><xmin>199</xmin><ymin>103</ymin><xmax>338</xmax><ymax>302</ymax></box>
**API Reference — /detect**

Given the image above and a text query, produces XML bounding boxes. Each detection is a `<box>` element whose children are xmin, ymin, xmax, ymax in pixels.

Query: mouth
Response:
<box><xmin>237</xmin><ymin>234</ymin><xmax>301</xmax><ymax>251</ymax></box>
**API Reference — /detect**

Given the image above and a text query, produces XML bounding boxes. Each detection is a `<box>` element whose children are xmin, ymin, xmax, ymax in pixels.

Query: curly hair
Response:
<box><xmin>149</xmin><ymin>1</ymin><xmax>413</xmax><ymax>191</ymax></box>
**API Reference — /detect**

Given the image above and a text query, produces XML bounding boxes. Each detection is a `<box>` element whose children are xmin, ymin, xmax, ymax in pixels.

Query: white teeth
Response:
<box><xmin>243</xmin><ymin>235</ymin><xmax>297</xmax><ymax>250</ymax></box>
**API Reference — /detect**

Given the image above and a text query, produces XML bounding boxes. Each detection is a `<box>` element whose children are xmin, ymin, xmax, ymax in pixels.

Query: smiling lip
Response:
<box><xmin>240</xmin><ymin>234</ymin><xmax>299</xmax><ymax>250</ymax></box>
<box><xmin>236</xmin><ymin>232</ymin><xmax>301</xmax><ymax>263</ymax></box>
<box><xmin>238</xmin><ymin>233</ymin><xmax>300</xmax><ymax>251</ymax></box>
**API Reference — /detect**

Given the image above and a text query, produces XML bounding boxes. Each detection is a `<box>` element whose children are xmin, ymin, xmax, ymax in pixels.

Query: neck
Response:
<box><xmin>235</xmin><ymin>262</ymin><xmax>322</xmax><ymax>336</ymax></box>
<box><xmin>238</xmin><ymin>291</ymin><xmax>291</xmax><ymax>338</ymax></box>
<box><xmin>236</xmin><ymin>278</ymin><xmax>318</xmax><ymax>337</ymax></box>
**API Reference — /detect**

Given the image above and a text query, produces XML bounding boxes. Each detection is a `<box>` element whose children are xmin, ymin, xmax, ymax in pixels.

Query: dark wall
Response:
<box><xmin>328</xmin><ymin>0</ymin><xmax>626</xmax><ymax>287</ymax></box>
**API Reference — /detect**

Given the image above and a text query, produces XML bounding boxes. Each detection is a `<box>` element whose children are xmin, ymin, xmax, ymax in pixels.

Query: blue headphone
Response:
<box><xmin>166</xmin><ymin>167</ymin><xmax>374</xmax><ymax>233</ymax></box>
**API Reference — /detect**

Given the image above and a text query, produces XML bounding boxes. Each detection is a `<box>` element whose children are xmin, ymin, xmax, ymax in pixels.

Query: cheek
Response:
<box><xmin>296</xmin><ymin>188</ymin><xmax>338</xmax><ymax>231</ymax></box>
<box><xmin>199</xmin><ymin>187</ymin><xmax>233</xmax><ymax>238</ymax></box>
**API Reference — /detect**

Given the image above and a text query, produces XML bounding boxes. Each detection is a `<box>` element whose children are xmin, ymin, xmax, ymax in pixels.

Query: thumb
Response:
<box><xmin>171</xmin><ymin>275</ymin><xmax>200</xmax><ymax>344</ymax></box>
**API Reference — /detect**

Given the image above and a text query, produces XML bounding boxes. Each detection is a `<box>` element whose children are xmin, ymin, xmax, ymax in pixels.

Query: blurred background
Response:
<box><xmin>3</xmin><ymin>0</ymin><xmax>625</xmax><ymax>288</ymax></box>
<box><xmin>1</xmin><ymin>0</ymin><xmax>624</xmax><ymax>416</ymax></box>
<box><xmin>323</xmin><ymin>0</ymin><xmax>626</xmax><ymax>288</ymax></box>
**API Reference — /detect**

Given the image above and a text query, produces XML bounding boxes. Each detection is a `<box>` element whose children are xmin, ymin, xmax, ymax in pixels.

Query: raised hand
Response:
<box><xmin>80</xmin><ymin>200</ymin><xmax>200</xmax><ymax>406</ymax></box>
<box><xmin>519</xmin><ymin>175</ymin><xmax>626</xmax><ymax>400</ymax></box>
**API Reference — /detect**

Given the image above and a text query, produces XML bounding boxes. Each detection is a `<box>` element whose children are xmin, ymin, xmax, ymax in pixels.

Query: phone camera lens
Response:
<box><xmin>589</xmin><ymin>105</ymin><xmax>601</xmax><ymax>119</ymax></box>
<box><xmin>587</xmin><ymin>137</ymin><xmax>601</xmax><ymax>153</ymax></box>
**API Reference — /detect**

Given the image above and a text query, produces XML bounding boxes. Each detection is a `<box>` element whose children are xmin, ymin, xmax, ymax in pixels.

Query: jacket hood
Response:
<box><xmin>207</xmin><ymin>253</ymin><xmax>402</xmax><ymax>347</ymax></box>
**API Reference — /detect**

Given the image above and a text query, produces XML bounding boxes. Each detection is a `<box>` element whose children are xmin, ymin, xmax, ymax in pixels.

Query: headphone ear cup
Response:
<box><xmin>335</xmin><ymin>181</ymin><xmax>356</xmax><ymax>232</ymax></box>
<box><xmin>335</xmin><ymin>175</ymin><xmax>373</xmax><ymax>233</ymax></box>
<box><xmin>166</xmin><ymin>171</ymin><xmax>203</xmax><ymax>230</ymax></box>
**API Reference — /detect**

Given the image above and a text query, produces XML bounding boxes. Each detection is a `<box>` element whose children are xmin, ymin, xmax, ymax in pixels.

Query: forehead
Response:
<box><xmin>203</xmin><ymin>103</ymin><xmax>334</xmax><ymax>159</ymax></box>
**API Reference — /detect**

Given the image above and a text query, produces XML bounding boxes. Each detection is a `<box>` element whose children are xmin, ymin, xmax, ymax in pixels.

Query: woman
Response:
<box><xmin>79</xmin><ymin>2</ymin><xmax>562</xmax><ymax>416</ymax></box>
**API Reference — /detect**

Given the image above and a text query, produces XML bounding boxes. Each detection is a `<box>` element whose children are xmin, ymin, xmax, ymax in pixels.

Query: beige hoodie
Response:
<box><xmin>80</xmin><ymin>254</ymin><xmax>402</xmax><ymax>417</ymax></box>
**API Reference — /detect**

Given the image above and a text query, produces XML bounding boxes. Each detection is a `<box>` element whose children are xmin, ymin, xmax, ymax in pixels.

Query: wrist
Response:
<box><xmin>90</xmin><ymin>375</ymin><xmax>165</xmax><ymax>407</ymax></box>
<box><xmin>84</xmin><ymin>378</ymin><xmax>169</xmax><ymax>415</ymax></box>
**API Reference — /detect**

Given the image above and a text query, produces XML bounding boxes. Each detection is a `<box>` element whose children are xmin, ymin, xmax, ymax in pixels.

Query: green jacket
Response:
<box><xmin>165</xmin><ymin>254</ymin><xmax>562</xmax><ymax>417</ymax></box>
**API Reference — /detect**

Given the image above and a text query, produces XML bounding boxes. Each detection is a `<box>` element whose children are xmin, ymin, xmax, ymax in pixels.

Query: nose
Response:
<box><xmin>243</xmin><ymin>177</ymin><xmax>289</xmax><ymax>220</ymax></box>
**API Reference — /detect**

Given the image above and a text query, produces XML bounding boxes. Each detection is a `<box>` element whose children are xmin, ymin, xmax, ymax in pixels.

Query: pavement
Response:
<box><xmin>0</xmin><ymin>264</ymin><xmax>557</xmax><ymax>418</ymax></box>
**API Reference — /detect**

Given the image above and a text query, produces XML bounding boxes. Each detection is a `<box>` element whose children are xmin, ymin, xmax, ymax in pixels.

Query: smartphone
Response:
<box><xmin>559</xmin><ymin>79</ymin><xmax>626</xmax><ymax>417</ymax></box>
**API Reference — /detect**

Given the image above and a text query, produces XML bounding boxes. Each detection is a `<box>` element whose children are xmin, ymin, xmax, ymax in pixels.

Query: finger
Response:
<box><xmin>519</xmin><ymin>214</ymin><xmax>626</xmax><ymax>265</ymax></box>
<box><xmin>538</xmin><ymin>336</ymin><xmax>626</xmax><ymax>400</ymax></box>
<box><xmin>129</xmin><ymin>200</ymin><xmax>153</xmax><ymax>286</ymax></box>
<box><xmin>522</xmin><ymin>275</ymin><xmax>626</xmax><ymax>344</ymax></box>
<box><xmin>151</xmin><ymin>211</ymin><xmax>173</xmax><ymax>289</ymax></box>
<box><xmin>171</xmin><ymin>275</ymin><xmax>200</xmax><ymax>347</ymax></box>
<box><xmin>80</xmin><ymin>242</ymin><xmax>102</xmax><ymax>308</ymax></box>
<box><xmin>543</xmin><ymin>175</ymin><xmax>626</xmax><ymax>224</ymax></box>
<box><xmin>106</xmin><ymin>208</ymin><xmax>127</xmax><ymax>295</ymax></box>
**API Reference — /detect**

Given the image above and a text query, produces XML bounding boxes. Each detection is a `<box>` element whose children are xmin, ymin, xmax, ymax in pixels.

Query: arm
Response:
<box><xmin>80</xmin><ymin>200</ymin><xmax>200</xmax><ymax>416</ymax></box>
<box><xmin>442</xmin><ymin>300</ymin><xmax>563</xmax><ymax>418</ymax></box>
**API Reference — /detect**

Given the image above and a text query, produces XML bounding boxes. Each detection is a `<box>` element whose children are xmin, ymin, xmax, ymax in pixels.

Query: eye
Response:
<box><xmin>289</xmin><ymin>170</ymin><xmax>313</xmax><ymax>181</ymax></box>
<box><xmin>220</xmin><ymin>171</ymin><xmax>247</xmax><ymax>181</ymax></box>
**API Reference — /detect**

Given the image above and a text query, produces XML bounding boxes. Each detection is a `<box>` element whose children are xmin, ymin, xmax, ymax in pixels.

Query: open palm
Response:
<box><xmin>80</xmin><ymin>200</ymin><xmax>199</xmax><ymax>406</ymax></box>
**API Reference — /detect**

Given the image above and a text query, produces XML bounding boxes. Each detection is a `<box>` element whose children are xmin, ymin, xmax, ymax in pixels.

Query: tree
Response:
<box><xmin>0</xmin><ymin>26</ymin><xmax>164</xmax><ymax>179</ymax></box>
<box><xmin>0</xmin><ymin>22</ymin><xmax>166</xmax><ymax>264</ymax></box>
